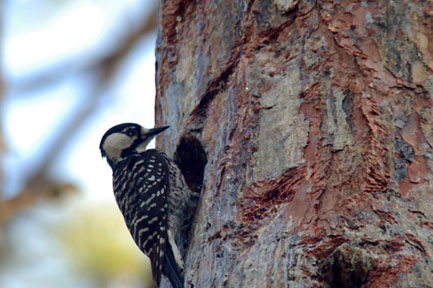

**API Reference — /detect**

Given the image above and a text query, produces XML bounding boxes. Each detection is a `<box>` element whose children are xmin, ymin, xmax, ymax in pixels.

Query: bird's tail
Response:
<box><xmin>164</xmin><ymin>246</ymin><xmax>184</xmax><ymax>288</ymax></box>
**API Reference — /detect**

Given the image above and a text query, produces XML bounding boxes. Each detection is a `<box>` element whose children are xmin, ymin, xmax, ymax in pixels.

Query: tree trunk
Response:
<box><xmin>155</xmin><ymin>1</ymin><xmax>433</xmax><ymax>287</ymax></box>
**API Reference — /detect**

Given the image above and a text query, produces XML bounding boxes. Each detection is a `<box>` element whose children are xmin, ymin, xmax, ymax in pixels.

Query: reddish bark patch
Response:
<box><xmin>360</xmin><ymin>94</ymin><xmax>391</xmax><ymax>193</ymax></box>
<box><xmin>240</xmin><ymin>166</ymin><xmax>306</xmax><ymax>224</ymax></box>
<box><xmin>399</xmin><ymin>178</ymin><xmax>412</xmax><ymax>198</ymax></box>
<box><xmin>408</xmin><ymin>156</ymin><xmax>429</xmax><ymax>184</ymax></box>
<box><xmin>369</xmin><ymin>255</ymin><xmax>418</xmax><ymax>288</ymax></box>
<box><xmin>307</xmin><ymin>236</ymin><xmax>348</xmax><ymax>259</ymax></box>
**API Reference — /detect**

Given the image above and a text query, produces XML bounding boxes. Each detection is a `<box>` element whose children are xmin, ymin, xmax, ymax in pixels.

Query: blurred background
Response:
<box><xmin>0</xmin><ymin>0</ymin><xmax>159</xmax><ymax>287</ymax></box>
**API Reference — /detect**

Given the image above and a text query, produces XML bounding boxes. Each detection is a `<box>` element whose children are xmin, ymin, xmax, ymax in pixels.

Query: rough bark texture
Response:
<box><xmin>155</xmin><ymin>1</ymin><xmax>433</xmax><ymax>287</ymax></box>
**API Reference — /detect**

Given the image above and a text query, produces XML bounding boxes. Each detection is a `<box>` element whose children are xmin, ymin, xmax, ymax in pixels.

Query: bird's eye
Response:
<box><xmin>126</xmin><ymin>129</ymin><xmax>136</xmax><ymax>137</ymax></box>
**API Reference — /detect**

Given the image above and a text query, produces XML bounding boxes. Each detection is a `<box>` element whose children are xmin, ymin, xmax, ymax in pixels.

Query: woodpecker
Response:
<box><xmin>99</xmin><ymin>123</ymin><xmax>197</xmax><ymax>288</ymax></box>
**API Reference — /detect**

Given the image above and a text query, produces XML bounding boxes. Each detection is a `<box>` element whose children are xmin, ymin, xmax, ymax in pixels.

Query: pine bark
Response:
<box><xmin>155</xmin><ymin>1</ymin><xmax>433</xmax><ymax>287</ymax></box>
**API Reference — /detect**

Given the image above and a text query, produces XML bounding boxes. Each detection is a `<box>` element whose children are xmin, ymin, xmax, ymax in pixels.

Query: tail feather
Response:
<box><xmin>164</xmin><ymin>247</ymin><xmax>184</xmax><ymax>288</ymax></box>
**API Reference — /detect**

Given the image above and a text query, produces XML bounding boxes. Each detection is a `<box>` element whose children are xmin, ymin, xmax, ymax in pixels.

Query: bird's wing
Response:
<box><xmin>114</xmin><ymin>150</ymin><xmax>170</xmax><ymax>286</ymax></box>
<box><xmin>136</xmin><ymin>150</ymin><xmax>170</xmax><ymax>286</ymax></box>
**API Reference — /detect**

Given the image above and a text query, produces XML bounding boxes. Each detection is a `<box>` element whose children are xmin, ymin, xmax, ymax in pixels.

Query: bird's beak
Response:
<box><xmin>143</xmin><ymin>126</ymin><xmax>170</xmax><ymax>137</ymax></box>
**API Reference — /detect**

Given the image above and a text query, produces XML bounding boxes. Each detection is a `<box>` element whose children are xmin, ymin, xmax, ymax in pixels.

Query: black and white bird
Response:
<box><xmin>99</xmin><ymin>123</ymin><xmax>197</xmax><ymax>288</ymax></box>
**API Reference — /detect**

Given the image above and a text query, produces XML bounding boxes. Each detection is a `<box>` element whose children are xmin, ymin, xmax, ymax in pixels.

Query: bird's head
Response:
<box><xmin>100</xmin><ymin>123</ymin><xmax>169</xmax><ymax>167</ymax></box>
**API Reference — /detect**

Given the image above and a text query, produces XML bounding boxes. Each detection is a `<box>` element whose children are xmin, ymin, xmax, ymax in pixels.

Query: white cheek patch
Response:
<box><xmin>102</xmin><ymin>133</ymin><xmax>133</xmax><ymax>160</ymax></box>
